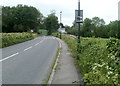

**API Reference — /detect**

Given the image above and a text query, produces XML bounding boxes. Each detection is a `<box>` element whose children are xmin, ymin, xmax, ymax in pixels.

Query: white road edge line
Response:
<box><xmin>59</xmin><ymin>41</ymin><xmax>62</xmax><ymax>48</ymax></box>
<box><xmin>48</xmin><ymin>38</ymin><xmax>62</xmax><ymax>84</ymax></box>
<box><xmin>0</xmin><ymin>53</ymin><xmax>19</xmax><ymax>62</ymax></box>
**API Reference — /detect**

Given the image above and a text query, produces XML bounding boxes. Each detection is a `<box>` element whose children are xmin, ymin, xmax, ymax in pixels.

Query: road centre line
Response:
<box><xmin>35</xmin><ymin>43</ymin><xmax>39</xmax><ymax>46</ymax></box>
<box><xmin>39</xmin><ymin>39</ymin><xmax>45</xmax><ymax>43</ymax></box>
<box><xmin>34</xmin><ymin>39</ymin><xmax>45</xmax><ymax>46</ymax></box>
<box><xmin>1</xmin><ymin>38</ymin><xmax>45</xmax><ymax>62</ymax></box>
<box><xmin>24</xmin><ymin>46</ymin><xmax>33</xmax><ymax>51</ymax></box>
<box><xmin>0</xmin><ymin>53</ymin><xmax>19</xmax><ymax>62</ymax></box>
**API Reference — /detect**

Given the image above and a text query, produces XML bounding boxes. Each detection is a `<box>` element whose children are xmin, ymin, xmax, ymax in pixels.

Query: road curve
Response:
<box><xmin>2</xmin><ymin>36</ymin><xmax>59</xmax><ymax>84</ymax></box>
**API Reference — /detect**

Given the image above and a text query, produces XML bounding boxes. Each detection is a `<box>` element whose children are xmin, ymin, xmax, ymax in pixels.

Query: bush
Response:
<box><xmin>1</xmin><ymin>32</ymin><xmax>37</xmax><ymax>48</ymax></box>
<box><xmin>62</xmin><ymin>35</ymin><xmax>120</xmax><ymax>85</ymax></box>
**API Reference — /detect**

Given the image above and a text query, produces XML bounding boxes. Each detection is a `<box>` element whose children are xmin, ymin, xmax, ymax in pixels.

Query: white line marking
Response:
<box><xmin>35</xmin><ymin>43</ymin><xmax>39</xmax><ymax>46</ymax></box>
<box><xmin>24</xmin><ymin>46</ymin><xmax>32</xmax><ymax>51</ymax></box>
<box><xmin>48</xmin><ymin>38</ymin><xmax>62</xmax><ymax>84</ymax></box>
<box><xmin>39</xmin><ymin>39</ymin><xmax>45</xmax><ymax>43</ymax></box>
<box><xmin>0</xmin><ymin>53</ymin><xmax>19</xmax><ymax>62</ymax></box>
<box><xmin>34</xmin><ymin>39</ymin><xmax>45</xmax><ymax>46</ymax></box>
<box><xmin>59</xmin><ymin>41</ymin><xmax>62</xmax><ymax>48</ymax></box>
<box><xmin>0</xmin><ymin>39</ymin><xmax>45</xmax><ymax>62</ymax></box>
<box><xmin>48</xmin><ymin>53</ymin><xmax>59</xmax><ymax>84</ymax></box>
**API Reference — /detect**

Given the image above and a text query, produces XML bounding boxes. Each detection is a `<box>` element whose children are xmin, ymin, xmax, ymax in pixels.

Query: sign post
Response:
<box><xmin>60</xmin><ymin>11</ymin><xmax>62</xmax><ymax>39</ymax></box>
<box><xmin>75</xmin><ymin>0</ymin><xmax>83</xmax><ymax>43</ymax></box>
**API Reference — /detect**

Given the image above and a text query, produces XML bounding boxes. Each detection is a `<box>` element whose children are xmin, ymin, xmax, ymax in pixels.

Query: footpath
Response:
<box><xmin>51</xmin><ymin>38</ymin><xmax>83</xmax><ymax>84</ymax></box>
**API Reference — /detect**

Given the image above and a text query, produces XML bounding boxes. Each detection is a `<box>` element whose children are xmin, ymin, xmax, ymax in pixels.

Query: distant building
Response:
<box><xmin>58</xmin><ymin>28</ymin><xmax>66</xmax><ymax>33</ymax></box>
<box><xmin>118</xmin><ymin>1</ymin><xmax>120</xmax><ymax>20</ymax></box>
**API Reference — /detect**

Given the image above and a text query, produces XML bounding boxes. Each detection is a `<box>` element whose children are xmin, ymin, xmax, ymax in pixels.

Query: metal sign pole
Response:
<box><xmin>78</xmin><ymin>0</ymin><xmax>80</xmax><ymax>43</ymax></box>
<box><xmin>60</xmin><ymin>11</ymin><xmax>62</xmax><ymax>39</ymax></box>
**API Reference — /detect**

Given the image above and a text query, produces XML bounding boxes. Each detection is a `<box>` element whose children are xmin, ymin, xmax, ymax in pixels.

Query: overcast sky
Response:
<box><xmin>1</xmin><ymin>0</ymin><xmax>120</xmax><ymax>26</ymax></box>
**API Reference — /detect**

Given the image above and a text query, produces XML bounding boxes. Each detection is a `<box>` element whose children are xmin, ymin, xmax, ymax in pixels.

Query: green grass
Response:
<box><xmin>62</xmin><ymin>35</ymin><xmax>120</xmax><ymax>85</ymax></box>
<box><xmin>0</xmin><ymin>32</ymin><xmax>38</xmax><ymax>48</ymax></box>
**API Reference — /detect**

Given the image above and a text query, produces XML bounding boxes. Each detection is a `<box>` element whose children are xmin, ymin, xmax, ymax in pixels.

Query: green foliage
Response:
<box><xmin>107</xmin><ymin>38</ymin><xmax>120</xmax><ymax>57</ymax></box>
<box><xmin>78</xmin><ymin>38</ymin><xmax>120</xmax><ymax>84</ymax></box>
<box><xmin>62</xmin><ymin>35</ymin><xmax>120</xmax><ymax>85</ymax></box>
<box><xmin>64</xmin><ymin>25</ymin><xmax>71</xmax><ymax>32</ymax></box>
<box><xmin>1</xmin><ymin>33</ymin><xmax>37</xmax><ymax>48</ymax></box>
<box><xmin>68</xmin><ymin>17</ymin><xmax>119</xmax><ymax>39</ymax></box>
<box><xmin>37</xmin><ymin>29</ymin><xmax>48</xmax><ymax>35</ymax></box>
<box><xmin>52</xmin><ymin>32</ymin><xmax>59</xmax><ymax>37</ymax></box>
<box><xmin>108</xmin><ymin>21</ymin><xmax>119</xmax><ymax>38</ymax></box>
<box><xmin>82</xmin><ymin>18</ymin><xmax>93</xmax><ymax>37</ymax></box>
<box><xmin>44</xmin><ymin>12</ymin><xmax>59</xmax><ymax>35</ymax></box>
<box><xmin>67</xmin><ymin>28</ymin><xmax>78</xmax><ymax>36</ymax></box>
<box><xmin>2</xmin><ymin>5</ymin><xmax>60</xmax><ymax>34</ymax></box>
<box><xmin>2</xmin><ymin>5</ymin><xmax>43</xmax><ymax>32</ymax></box>
<box><xmin>62</xmin><ymin>35</ymin><xmax>78</xmax><ymax>58</ymax></box>
<box><xmin>92</xmin><ymin>17</ymin><xmax>105</xmax><ymax>27</ymax></box>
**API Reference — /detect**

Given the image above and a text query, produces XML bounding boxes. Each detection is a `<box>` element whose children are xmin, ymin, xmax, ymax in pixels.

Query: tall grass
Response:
<box><xmin>62</xmin><ymin>35</ymin><xmax>120</xmax><ymax>85</ymax></box>
<box><xmin>0</xmin><ymin>33</ymin><xmax>37</xmax><ymax>48</ymax></box>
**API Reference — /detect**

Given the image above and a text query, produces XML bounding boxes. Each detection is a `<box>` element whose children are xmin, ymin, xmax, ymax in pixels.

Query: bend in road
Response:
<box><xmin>2</xmin><ymin>36</ymin><xmax>59</xmax><ymax>84</ymax></box>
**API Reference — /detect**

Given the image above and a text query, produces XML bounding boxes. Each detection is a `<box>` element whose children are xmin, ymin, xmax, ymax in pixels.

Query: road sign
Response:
<box><xmin>75</xmin><ymin>10</ymin><xmax>83</xmax><ymax>23</ymax></box>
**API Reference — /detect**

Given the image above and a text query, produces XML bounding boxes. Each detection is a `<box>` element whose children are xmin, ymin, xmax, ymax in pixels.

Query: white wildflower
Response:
<box><xmin>108</xmin><ymin>71</ymin><xmax>113</xmax><ymax>75</ymax></box>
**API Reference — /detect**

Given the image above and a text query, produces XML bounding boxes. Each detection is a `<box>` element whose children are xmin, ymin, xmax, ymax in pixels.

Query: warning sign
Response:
<box><xmin>75</xmin><ymin>10</ymin><xmax>83</xmax><ymax>23</ymax></box>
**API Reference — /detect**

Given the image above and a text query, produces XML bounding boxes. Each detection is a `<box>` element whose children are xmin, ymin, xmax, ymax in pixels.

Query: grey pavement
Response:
<box><xmin>1</xmin><ymin>36</ymin><xmax>59</xmax><ymax>84</ymax></box>
<box><xmin>52</xmin><ymin>39</ymin><xmax>81</xmax><ymax>84</ymax></box>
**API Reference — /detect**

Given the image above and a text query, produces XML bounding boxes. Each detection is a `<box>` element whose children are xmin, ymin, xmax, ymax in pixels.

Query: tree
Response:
<box><xmin>2</xmin><ymin>6</ymin><xmax>14</xmax><ymax>32</ymax></box>
<box><xmin>60</xmin><ymin>16</ymin><xmax>119</xmax><ymax>39</ymax></box>
<box><xmin>64</xmin><ymin>25</ymin><xmax>71</xmax><ymax>32</ymax></box>
<box><xmin>91</xmin><ymin>17</ymin><xmax>106</xmax><ymax>37</ymax></box>
<box><xmin>13</xmin><ymin>5</ymin><xmax>43</xmax><ymax>32</ymax></box>
<box><xmin>44</xmin><ymin>12</ymin><xmax>59</xmax><ymax>35</ymax></box>
<box><xmin>92</xmin><ymin>17</ymin><xmax>105</xmax><ymax>27</ymax></box>
<box><xmin>118</xmin><ymin>21</ymin><xmax>120</xmax><ymax>39</ymax></box>
<box><xmin>60</xmin><ymin>23</ymin><xmax>64</xmax><ymax>28</ymax></box>
<box><xmin>82</xmin><ymin>18</ymin><xmax>93</xmax><ymax>37</ymax></box>
<box><xmin>2</xmin><ymin>5</ymin><xmax>43</xmax><ymax>32</ymax></box>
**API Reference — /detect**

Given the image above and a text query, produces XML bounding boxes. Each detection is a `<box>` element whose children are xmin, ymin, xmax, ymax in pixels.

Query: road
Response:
<box><xmin>1</xmin><ymin>36</ymin><xmax>59</xmax><ymax>84</ymax></box>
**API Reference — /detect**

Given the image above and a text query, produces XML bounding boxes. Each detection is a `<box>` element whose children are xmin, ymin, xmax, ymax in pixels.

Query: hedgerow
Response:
<box><xmin>1</xmin><ymin>33</ymin><xmax>37</xmax><ymax>48</ymax></box>
<box><xmin>62</xmin><ymin>35</ymin><xmax>120</xmax><ymax>85</ymax></box>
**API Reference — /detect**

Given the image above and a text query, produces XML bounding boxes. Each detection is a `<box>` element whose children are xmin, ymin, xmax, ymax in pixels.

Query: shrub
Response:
<box><xmin>62</xmin><ymin>35</ymin><xmax>120</xmax><ymax>85</ymax></box>
<box><xmin>1</xmin><ymin>32</ymin><xmax>37</xmax><ymax>48</ymax></box>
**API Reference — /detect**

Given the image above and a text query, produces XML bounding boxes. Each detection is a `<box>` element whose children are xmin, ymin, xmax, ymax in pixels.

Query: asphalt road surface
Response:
<box><xmin>1</xmin><ymin>36</ymin><xmax>59</xmax><ymax>84</ymax></box>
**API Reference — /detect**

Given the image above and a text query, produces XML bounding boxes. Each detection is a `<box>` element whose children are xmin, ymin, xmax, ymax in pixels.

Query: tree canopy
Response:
<box><xmin>68</xmin><ymin>17</ymin><xmax>120</xmax><ymax>39</ymax></box>
<box><xmin>44</xmin><ymin>12</ymin><xmax>59</xmax><ymax>35</ymax></box>
<box><xmin>2</xmin><ymin>5</ymin><xmax>60</xmax><ymax>35</ymax></box>
<box><xmin>2</xmin><ymin>5</ymin><xmax>120</xmax><ymax>38</ymax></box>
<box><xmin>2</xmin><ymin>5</ymin><xmax>43</xmax><ymax>32</ymax></box>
